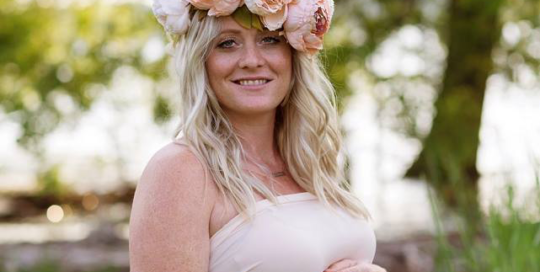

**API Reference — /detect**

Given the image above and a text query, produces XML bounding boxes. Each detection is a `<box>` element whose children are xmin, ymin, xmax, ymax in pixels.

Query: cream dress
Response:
<box><xmin>209</xmin><ymin>192</ymin><xmax>377</xmax><ymax>272</ymax></box>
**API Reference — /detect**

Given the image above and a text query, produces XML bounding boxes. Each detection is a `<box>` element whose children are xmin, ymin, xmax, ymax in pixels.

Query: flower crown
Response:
<box><xmin>152</xmin><ymin>0</ymin><xmax>335</xmax><ymax>54</ymax></box>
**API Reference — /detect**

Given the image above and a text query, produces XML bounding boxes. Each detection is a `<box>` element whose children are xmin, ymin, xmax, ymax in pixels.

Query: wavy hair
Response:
<box><xmin>171</xmin><ymin>11</ymin><xmax>370</xmax><ymax>220</ymax></box>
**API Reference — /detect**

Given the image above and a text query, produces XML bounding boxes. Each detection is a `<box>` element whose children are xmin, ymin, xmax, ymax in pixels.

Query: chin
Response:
<box><xmin>226</xmin><ymin>102</ymin><xmax>281</xmax><ymax>116</ymax></box>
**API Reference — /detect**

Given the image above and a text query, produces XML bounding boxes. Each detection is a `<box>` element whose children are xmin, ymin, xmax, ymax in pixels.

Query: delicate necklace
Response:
<box><xmin>272</xmin><ymin>171</ymin><xmax>286</xmax><ymax>178</ymax></box>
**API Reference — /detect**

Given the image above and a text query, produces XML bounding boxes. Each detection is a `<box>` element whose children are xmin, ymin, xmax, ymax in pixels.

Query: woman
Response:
<box><xmin>129</xmin><ymin>0</ymin><xmax>387</xmax><ymax>271</ymax></box>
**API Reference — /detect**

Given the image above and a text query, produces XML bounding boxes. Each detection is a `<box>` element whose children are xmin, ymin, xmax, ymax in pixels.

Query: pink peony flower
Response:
<box><xmin>153</xmin><ymin>0</ymin><xmax>191</xmax><ymax>35</ymax></box>
<box><xmin>260</xmin><ymin>3</ymin><xmax>289</xmax><ymax>31</ymax></box>
<box><xmin>208</xmin><ymin>0</ymin><xmax>244</xmax><ymax>16</ymax></box>
<box><xmin>245</xmin><ymin>0</ymin><xmax>291</xmax><ymax>16</ymax></box>
<box><xmin>283</xmin><ymin>0</ymin><xmax>334</xmax><ymax>54</ymax></box>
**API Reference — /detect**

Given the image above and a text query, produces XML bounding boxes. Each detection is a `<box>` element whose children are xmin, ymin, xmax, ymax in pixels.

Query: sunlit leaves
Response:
<box><xmin>0</xmin><ymin>1</ymin><xmax>168</xmax><ymax>152</ymax></box>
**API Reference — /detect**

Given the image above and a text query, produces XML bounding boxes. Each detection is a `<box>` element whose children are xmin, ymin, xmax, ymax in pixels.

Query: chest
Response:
<box><xmin>209</xmin><ymin>198</ymin><xmax>377</xmax><ymax>272</ymax></box>
<box><xmin>209</xmin><ymin>176</ymin><xmax>304</xmax><ymax>238</ymax></box>
<box><xmin>236</xmin><ymin>205</ymin><xmax>376</xmax><ymax>270</ymax></box>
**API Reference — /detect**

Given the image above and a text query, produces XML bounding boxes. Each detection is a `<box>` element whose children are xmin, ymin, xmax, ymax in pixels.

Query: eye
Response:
<box><xmin>261</xmin><ymin>36</ymin><xmax>281</xmax><ymax>44</ymax></box>
<box><xmin>217</xmin><ymin>38</ymin><xmax>237</xmax><ymax>48</ymax></box>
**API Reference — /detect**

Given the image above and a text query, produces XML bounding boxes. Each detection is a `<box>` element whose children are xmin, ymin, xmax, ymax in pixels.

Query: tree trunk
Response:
<box><xmin>405</xmin><ymin>0</ymin><xmax>504</xmax><ymax>228</ymax></box>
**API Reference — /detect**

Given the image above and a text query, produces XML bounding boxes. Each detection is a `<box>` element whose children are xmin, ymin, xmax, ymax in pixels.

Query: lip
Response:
<box><xmin>232</xmin><ymin>76</ymin><xmax>273</xmax><ymax>81</ymax></box>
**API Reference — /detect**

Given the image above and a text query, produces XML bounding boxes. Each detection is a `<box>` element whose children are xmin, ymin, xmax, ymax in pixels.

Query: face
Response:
<box><xmin>206</xmin><ymin>16</ymin><xmax>293</xmax><ymax>117</ymax></box>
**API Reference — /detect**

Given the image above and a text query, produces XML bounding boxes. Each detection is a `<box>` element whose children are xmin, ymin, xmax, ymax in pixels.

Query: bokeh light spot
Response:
<box><xmin>82</xmin><ymin>193</ymin><xmax>100</xmax><ymax>211</ymax></box>
<box><xmin>46</xmin><ymin>205</ymin><xmax>64</xmax><ymax>223</ymax></box>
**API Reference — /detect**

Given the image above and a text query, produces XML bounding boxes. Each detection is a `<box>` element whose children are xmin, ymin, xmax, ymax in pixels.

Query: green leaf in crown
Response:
<box><xmin>232</xmin><ymin>5</ymin><xmax>264</xmax><ymax>31</ymax></box>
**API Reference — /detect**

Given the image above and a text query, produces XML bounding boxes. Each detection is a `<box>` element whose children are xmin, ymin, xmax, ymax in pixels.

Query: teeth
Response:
<box><xmin>238</xmin><ymin>79</ymin><xmax>268</xmax><ymax>86</ymax></box>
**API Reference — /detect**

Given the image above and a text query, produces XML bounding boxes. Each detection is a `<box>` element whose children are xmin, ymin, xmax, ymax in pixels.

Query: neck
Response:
<box><xmin>225</xmin><ymin>110</ymin><xmax>281</xmax><ymax>167</ymax></box>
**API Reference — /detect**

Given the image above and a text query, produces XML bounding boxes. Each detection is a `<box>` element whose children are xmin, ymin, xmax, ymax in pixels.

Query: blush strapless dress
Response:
<box><xmin>209</xmin><ymin>192</ymin><xmax>377</xmax><ymax>272</ymax></box>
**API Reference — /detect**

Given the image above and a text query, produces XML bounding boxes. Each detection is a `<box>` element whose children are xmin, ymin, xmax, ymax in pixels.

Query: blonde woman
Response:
<box><xmin>129</xmin><ymin>0</ymin><xmax>386</xmax><ymax>271</ymax></box>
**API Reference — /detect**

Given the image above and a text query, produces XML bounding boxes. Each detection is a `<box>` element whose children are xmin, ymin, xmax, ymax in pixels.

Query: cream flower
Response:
<box><xmin>283</xmin><ymin>0</ymin><xmax>334</xmax><ymax>54</ymax></box>
<box><xmin>245</xmin><ymin>0</ymin><xmax>292</xmax><ymax>16</ymax></box>
<box><xmin>208</xmin><ymin>0</ymin><xmax>244</xmax><ymax>16</ymax></box>
<box><xmin>153</xmin><ymin>0</ymin><xmax>191</xmax><ymax>35</ymax></box>
<box><xmin>260</xmin><ymin>3</ymin><xmax>289</xmax><ymax>31</ymax></box>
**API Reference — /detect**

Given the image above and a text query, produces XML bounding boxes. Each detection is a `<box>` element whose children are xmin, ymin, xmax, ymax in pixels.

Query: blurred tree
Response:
<box><xmin>324</xmin><ymin>0</ymin><xmax>426</xmax><ymax>111</ymax></box>
<box><xmin>405</xmin><ymin>0</ymin><xmax>504</xmax><ymax>228</ymax></box>
<box><xmin>0</xmin><ymin>0</ymin><xmax>169</xmax><ymax>154</ymax></box>
<box><xmin>0</xmin><ymin>0</ymin><xmax>173</xmax><ymax>197</ymax></box>
<box><xmin>326</xmin><ymin>0</ymin><xmax>540</xmax><ymax>227</ymax></box>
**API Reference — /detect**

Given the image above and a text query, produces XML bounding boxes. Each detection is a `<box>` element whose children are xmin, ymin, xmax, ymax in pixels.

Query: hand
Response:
<box><xmin>324</xmin><ymin>259</ymin><xmax>387</xmax><ymax>272</ymax></box>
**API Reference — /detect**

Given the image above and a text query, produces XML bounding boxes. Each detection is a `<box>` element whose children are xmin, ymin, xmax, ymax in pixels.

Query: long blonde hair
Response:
<box><xmin>171</xmin><ymin>11</ymin><xmax>370</xmax><ymax>220</ymax></box>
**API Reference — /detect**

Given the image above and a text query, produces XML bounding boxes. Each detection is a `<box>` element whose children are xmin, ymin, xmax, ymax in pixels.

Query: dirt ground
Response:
<box><xmin>0</xmin><ymin>233</ymin><xmax>438</xmax><ymax>272</ymax></box>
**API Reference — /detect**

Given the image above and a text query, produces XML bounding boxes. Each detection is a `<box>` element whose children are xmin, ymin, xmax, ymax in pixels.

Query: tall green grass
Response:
<box><xmin>431</xmin><ymin>179</ymin><xmax>540</xmax><ymax>272</ymax></box>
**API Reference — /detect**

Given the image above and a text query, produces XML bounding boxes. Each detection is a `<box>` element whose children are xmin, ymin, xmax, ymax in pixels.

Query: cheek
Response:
<box><xmin>276</xmin><ymin>57</ymin><xmax>293</xmax><ymax>87</ymax></box>
<box><xmin>276</xmin><ymin>48</ymin><xmax>293</xmax><ymax>81</ymax></box>
<box><xmin>205</xmin><ymin>54</ymin><xmax>235</xmax><ymax>108</ymax></box>
<box><xmin>206</xmin><ymin>53</ymin><xmax>236</xmax><ymax>85</ymax></box>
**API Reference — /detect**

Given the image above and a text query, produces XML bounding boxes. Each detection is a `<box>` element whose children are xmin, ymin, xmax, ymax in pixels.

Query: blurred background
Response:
<box><xmin>1</xmin><ymin>0</ymin><xmax>539</xmax><ymax>271</ymax></box>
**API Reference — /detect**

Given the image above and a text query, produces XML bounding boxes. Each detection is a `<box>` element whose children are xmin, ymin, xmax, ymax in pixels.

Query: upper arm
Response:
<box><xmin>129</xmin><ymin>143</ymin><xmax>215</xmax><ymax>272</ymax></box>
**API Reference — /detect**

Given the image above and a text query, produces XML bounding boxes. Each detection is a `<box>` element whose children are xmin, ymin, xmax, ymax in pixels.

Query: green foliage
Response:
<box><xmin>153</xmin><ymin>93</ymin><xmax>173</xmax><ymax>124</ymax></box>
<box><xmin>483</xmin><ymin>213</ymin><xmax>540</xmax><ymax>271</ymax></box>
<box><xmin>324</xmin><ymin>0</ymin><xmax>427</xmax><ymax>110</ymax></box>
<box><xmin>15</xmin><ymin>259</ymin><xmax>60</xmax><ymax>272</ymax></box>
<box><xmin>0</xmin><ymin>0</ymin><xmax>168</xmax><ymax>152</ymax></box>
<box><xmin>321</xmin><ymin>45</ymin><xmax>356</xmax><ymax>111</ymax></box>
<box><xmin>231</xmin><ymin>5</ymin><xmax>264</xmax><ymax>31</ymax></box>
<box><xmin>432</xmin><ymin>183</ymin><xmax>540</xmax><ymax>272</ymax></box>
<box><xmin>36</xmin><ymin>164</ymin><xmax>69</xmax><ymax>198</ymax></box>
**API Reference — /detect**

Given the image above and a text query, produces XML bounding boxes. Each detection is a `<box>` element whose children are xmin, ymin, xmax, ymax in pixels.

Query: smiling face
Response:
<box><xmin>205</xmin><ymin>16</ymin><xmax>293</xmax><ymax>118</ymax></box>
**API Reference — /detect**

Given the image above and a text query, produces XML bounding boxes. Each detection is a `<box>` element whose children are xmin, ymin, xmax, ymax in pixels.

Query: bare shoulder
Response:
<box><xmin>129</xmin><ymin>141</ymin><xmax>216</xmax><ymax>272</ymax></box>
<box><xmin>136</xmin><ymin>141</ymin><xmax>215</xmax><ymax>206</ymax></box>
<box><xmin>149</xmin><ymin>141</ymin><xmax>205</xmax><ymax>174</ymax></box>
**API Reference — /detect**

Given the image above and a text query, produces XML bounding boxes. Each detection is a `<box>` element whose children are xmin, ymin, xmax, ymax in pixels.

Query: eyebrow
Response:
<box><xmin>218</xmin><ymin>29</ymin><xmax>281</xmax><ymax>38</ymax></box>
<box><xmin>218</xmin><ymin>29</ymin><xmax>243</xmax><ymax>35</ymax></box>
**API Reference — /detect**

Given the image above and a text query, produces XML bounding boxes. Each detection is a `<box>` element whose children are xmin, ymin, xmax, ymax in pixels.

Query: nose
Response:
<box><xmin>238</xmin><ymin>43</ymin><xmax>265</xmax><ymax>69</ymax></box>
